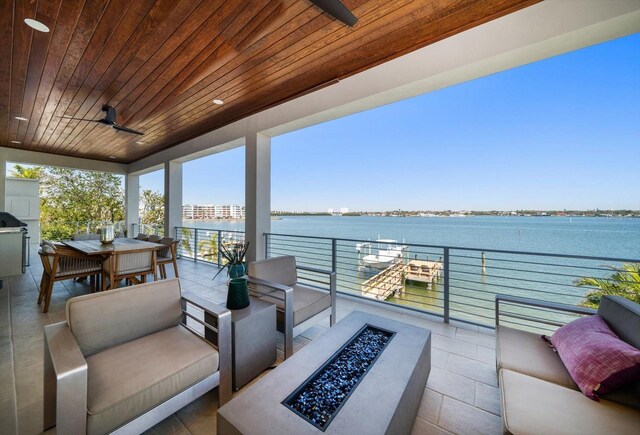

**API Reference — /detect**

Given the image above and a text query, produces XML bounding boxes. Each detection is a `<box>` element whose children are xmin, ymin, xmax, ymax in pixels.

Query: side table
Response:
<box><xmin>226</xmin><ymin>296</ymin><xmax>277</xmax><ymax>390</ymax></box>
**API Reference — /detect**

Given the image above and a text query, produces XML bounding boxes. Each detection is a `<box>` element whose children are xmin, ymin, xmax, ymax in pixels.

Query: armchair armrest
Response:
<box><xmin>296</xmin><ymin>265</ymin><xmax>337</xmax><ymax>327</ymax></box>
<box><xmin>181</xmin><ymin>292</ymin><xmax>232</xmax><ymax>405</ymax></box>
<box><xmin>43</xmin><ymin>322</ymin><xmax>88</xmax><ymax>433</ymax></box>
<box><xmin>495</xmin><ymin>294</ymin><xmax>596</xmax><ymax>327</ymax></box>
<box><xmin>247</xmin><ymin>276</ymin><xmax>295</xmax><ymax>359</ymax></box>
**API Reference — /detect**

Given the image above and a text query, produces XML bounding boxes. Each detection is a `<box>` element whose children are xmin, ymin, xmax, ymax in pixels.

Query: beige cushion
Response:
<box><xmin>107</xmin><ymin>251</ymin><xmax>154</xmax><ymax>275</ymax></box>
<box><xmin>499</xmin><ymin>369</ymin><xmax>640</xmax><ymax>435</ymax></box>
<box><xmin>66</xmin><ymin>279</ymin><xmax>183</xmax><ymax>357</ymax></box>
<box><xmin>496</xmin><ymin>326</ymin><xmax>577</xmax><ymax>390</ymax></box>
<box><xmin>86</xmin><ymin>325</ymin><xmax>218</xmax><ymax>435</ymax></box>
<box><xmin>248</xmin><ymin>256</ymin><xmax>297</xmax><ymax>287</ymax></box>
<box><xmin>259</xmin><ymin>283</ymin><xmax>331</xmax><ymax>327</ymax></box>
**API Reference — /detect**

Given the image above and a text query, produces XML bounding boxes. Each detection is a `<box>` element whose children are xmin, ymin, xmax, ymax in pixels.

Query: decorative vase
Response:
<box><xmin>226</xmin><ymin>278</ymin><xmax>250</xmax><ymax>310</ymax></box>
<box><xmin>228</xmin><ymin>263</ymin><xmax>246</xmax><ymax>279</ymax></box>
<box><xmin>99</xmin><ymin>224</ymin><xmax>114</xmax><ymax>244</ymax></box>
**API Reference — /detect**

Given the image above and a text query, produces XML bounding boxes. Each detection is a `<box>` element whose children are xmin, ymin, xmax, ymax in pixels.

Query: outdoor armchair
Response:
<box><xmin>38</xmin><ymin>241</ymin><xmax>101</xmax><ymax>312</ymax></box>
<box><xmin>157</xmin><ymin>237</ymin><xmax>180</xmax><ymax>279</ymax></box>
<box><xmin>248</xmin><ymin>255</ymin><xmax>336</xmax><ymax>359</ymax></box>
<box><xmin>104</xmin><ymin>248</ymin><xmax>156</xmax><ymax>290</ymax></box>
<box><xmin>43</xmin><ymin>278</ymin><xmax>232</xmax><ymax>434</ymax></box>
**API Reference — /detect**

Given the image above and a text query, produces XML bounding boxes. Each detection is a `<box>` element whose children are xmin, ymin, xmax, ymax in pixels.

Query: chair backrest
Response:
<box><xmin>114</xmin><ymin>250</ymin><xmax>154</xmax><ymax>275</ymax></box>
<box><xmin>248</xmin><ymin>255</ymin><xmax>297</xmax><ymax>286</ymax></box>
<box><xmin>598</xmin><ymin>296</ymin><xmax>640</xmax><ymax>349</ymax></box>
<box><xmin>148</xmin><ymin>235</ymin><xmax>162</xmax><ymax>243</ymax></box>
<box><xmin>158</xmin><ymin>237</ymin><xmax>176</xmax><ymax>259</ymax></box>
<box><xmin>66</xmin><ymin>278</ymin><xmax>183</xmax><ymax>357</ymax></box>
<box><xmin>136</xmin><ymin>233</ymin><xmax>149</xmax><ymax>240</ymax></box>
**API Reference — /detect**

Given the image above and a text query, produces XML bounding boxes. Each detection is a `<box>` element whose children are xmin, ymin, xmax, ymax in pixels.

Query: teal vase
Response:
<box><xmin>228</xmin><ymin>263</ymin><xmax>246</xmax><ymax>279</ymax></box>
<box><xmin>226</xmin><ymin>278</ymin><xmax>249</xmax><ymax>310</ymax></box>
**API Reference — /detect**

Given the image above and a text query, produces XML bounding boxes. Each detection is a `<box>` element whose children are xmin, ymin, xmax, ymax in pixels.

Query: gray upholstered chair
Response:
<box><xmin>248</xmin><ymin>255</ymin><xmax>336</xmax><ymax>359</ymax></box>
<box><xmin>135</xmin><ymin>233</ymin><xmax>149</xmax><ymax>241</ymax></box>
<box><xmin>38</xmin><ymin>241</ymin><xmax>101</xmax><ymax>312</ymax></box>
<box><xmin>43</xmin><ymin>278</ymin><xmax>232</xmax><ymax>434</ymax></box>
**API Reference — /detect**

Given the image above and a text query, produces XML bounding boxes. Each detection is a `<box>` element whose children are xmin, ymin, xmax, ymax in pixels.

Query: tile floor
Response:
<box><xmin>0</xmin><ymin>251</ymin><xmax>503</xmax><ymax>434</ymax></box>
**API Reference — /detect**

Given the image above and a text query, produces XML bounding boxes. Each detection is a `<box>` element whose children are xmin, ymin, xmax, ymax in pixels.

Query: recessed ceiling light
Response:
<box><xmin>135</xmin><ymin>141</ymin><xmax>144</xmax><ymax>145</ymax></box>
<box><xmin>11</xmin><ymin>140</ymin><xmax>21</xmax><ymax>144</ymax></box>
<box><xmin>15</xmin><ymin>116</ymin><xmax>28</xmax><ymax>121</ymax></box>
<box><xmin>24</xmin><ymin>18</ymin><xmax>49</xmax><ymax>33</ymax></box>
<box><xmin>212</xmin><ymin>99</ymin><xmax>224</xmax><ymax>105</ymax></box>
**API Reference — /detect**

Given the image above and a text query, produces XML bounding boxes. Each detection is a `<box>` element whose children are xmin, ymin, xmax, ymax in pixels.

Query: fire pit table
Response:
<box><xmin>218</xmin><ymin>311</ymin><xmax>431</xmax><ymax>434</ymax></box>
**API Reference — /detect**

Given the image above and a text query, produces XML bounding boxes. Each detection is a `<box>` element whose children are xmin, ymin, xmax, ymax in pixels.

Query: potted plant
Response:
<box><xmin>213</xmin><ymin>242</ymin><xmax>250</xmax><ymax>309</ymax></box>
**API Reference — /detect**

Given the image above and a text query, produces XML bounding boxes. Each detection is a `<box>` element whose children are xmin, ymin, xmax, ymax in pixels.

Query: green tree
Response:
<box><xmin>199</xmin><ymin>233</ymin><xmax>219</xmax><ymax>261</ymax></box>
<box><xmin>34</xmin><ymin>167</ymin><xmax>124</xmax><ymax>240</ymax></box>
<box><xmin>576</xmin><ymin>263</ymin><xmax>640</xmax><ymax>308</ymax></box>
<box><xmin>10</xmin><ymin>164</ymin><xmax>44</xmax><ymax>179</ymax></box>
<box><xmin>140</xmin><ymin>189</ymin><xmax>165</xmax><ymax>228</ymax></box>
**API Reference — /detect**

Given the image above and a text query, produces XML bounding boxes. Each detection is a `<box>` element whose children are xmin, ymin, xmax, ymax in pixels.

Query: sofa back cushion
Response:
<box><xmin>597</xmin><ymin>295</ymin><xmax>640</xmax><ymax>349</ymax></box>
<box><xmin>248</xmin><ymin>256</ymin><xmax>297</xmax><ymax>286</ymax></box>
<box><xmin>67</xmin><ymin>278</ymin><xmax>183</xmax><ymax>357</ymax></box>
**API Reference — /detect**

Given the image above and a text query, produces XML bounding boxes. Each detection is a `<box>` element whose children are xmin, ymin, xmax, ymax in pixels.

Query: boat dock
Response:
<box><xmin>360</xmin><ymin>259</ymin><xmax>442</xmax><ymax>300</ymax></box>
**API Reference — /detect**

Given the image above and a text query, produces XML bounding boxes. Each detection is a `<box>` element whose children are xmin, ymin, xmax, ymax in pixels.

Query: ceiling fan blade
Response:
<box><xmin>112</xmin><ymin>124</ymin><xmax>144</xmax><ymax>135</ymax></box>
<box><xmin>60</xmin><ymin>116</ymin><xmax>100</xmax><ymax>122</ymax></box>
<box><xmin>309</xmin><ymin>0</ymin><xmax>357</xmax><ymax>26</ymax></box>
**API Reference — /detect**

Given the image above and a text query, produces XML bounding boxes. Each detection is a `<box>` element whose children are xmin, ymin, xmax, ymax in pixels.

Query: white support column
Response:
<box><xmin>245</xmin><ymin>132</ymin><xmax>271</xmax><ymax>262</ymax></box>
<box><xmin>164</xmin><ymin>161</ymin><xmax>183</xmax><ymax>239</ymax></box>
<box><xmin>125</xmin><ymin>173</ymin><xmax>140</xmax><ymax>236</ymax></box>
<box><xmin>0</xmin><ymin>158</ymin><xmax>6</xmax><ymax>211</ymax></box>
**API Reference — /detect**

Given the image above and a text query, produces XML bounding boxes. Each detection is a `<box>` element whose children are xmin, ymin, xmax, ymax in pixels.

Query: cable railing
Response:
<box><xmin>168</xmin><ymin>225</ymin><xmax>638</xmax><ymax>331</ymax></box>
<box><xmin>264</xmin><ymin>233</ymin><xmax>639</xmax><ymax>331</ymax></box>
<box><xmin>131</xmin><ymin>223</ymin><xmax>165</xmax><ymax>237</ymax></box>
<box><xmin>175</xmin><ymin>226</ymin><xmax>245</xmax><ymax>265</ymax></box>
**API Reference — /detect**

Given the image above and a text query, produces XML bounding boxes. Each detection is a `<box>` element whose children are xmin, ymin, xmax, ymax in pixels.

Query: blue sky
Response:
<box><xmin>143</xmin><ymin>33</ymin><xmax>639</xmax><ymax>211</ymax></box>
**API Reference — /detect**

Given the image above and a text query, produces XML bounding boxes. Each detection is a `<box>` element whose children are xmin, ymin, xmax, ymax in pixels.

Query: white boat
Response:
<box><xmin>361</xmin><ymin>239</ymin><xmax>407</xmax><ymax>270</ymax></box>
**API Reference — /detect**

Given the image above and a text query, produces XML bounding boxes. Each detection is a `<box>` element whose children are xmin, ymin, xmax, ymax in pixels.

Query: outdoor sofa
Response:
<box><xmin>495</xmin><ymin>294</ymin><xmax>640</xmax><ymax>434</ymax></box>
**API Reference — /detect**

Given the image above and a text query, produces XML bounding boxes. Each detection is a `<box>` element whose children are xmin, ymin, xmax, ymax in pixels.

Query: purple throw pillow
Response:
<box><xmin>547</xmin><ymin>315</ymin><xmax>640</xmax><ymax>400</ymax></box>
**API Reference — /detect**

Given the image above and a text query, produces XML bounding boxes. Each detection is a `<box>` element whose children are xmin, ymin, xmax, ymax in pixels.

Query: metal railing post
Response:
<box><xmin>443</xmin><ymin>248</ymin><xmax>450</xmax><ymax>323</ymax></box>
<box><xmin>217</xmin><ymin>230</ymin><xmax>222</xmax><ymax>265</ymax></box>
<box><xmin>331</xmin><ymin>239</ymin><xmax>337</xmax><ymax>273</ymax></box>
<box><xmin>193</xmin><ymin>229</ymin><xmax>198</xmax><ymax>262</ymax></box>
<box><xmin>264</xmin><ymin>233</ymin><xmax>269</xmax><ymax>259</ymax></box>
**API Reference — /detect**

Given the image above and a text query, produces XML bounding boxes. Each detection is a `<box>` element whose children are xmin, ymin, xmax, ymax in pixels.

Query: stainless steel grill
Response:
<box><xmin>0</xmin><ymin>212</ymin><xmax>29</xmax><ymax>289</ymax></box>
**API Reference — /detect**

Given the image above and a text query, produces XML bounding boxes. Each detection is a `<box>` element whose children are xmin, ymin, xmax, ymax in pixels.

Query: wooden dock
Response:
<box><xmin>361</xmin><ymin>259</ymin><xmax>442</xmax><ymax>300</ymax></box>
<box><xmin>405</xmin><ymin>260</ymin><xmax>442</xmax><ymax>284</ymax></box>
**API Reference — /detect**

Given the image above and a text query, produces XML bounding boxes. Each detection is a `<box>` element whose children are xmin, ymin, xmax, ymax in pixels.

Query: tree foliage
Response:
<box><xmin>576</xmin><ymin>263</ymin><xmax>640</xmax><ymax>308</ymax></box>
<box><xmin>140</xmin><ymin>189</ymin><xmax>165</xmax><ymax>227</ymax></box>
<box><xmin>10</xmin><ymin>164</ymin><xmax>44</xmax><ymax>179</ymax></box>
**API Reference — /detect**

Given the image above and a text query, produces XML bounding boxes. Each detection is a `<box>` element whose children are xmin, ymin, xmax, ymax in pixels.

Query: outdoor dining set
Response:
<box><xmin>37</xmin><ymin>232</ymin><xmax>179</xmax><ymax>312</ymax></box>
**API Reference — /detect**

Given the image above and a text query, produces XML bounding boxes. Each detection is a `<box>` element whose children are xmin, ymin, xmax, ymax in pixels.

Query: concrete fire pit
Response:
<box><xmin>218</xmin><ymin>311</ymin><xmax>431</xmax><ymax>434</ymax></box>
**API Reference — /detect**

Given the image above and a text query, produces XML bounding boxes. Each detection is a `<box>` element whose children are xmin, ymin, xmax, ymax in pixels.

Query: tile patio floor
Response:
<box><xmin>0</xmin><ymin>251</ymin><xmax>502</xmax><ymax>434</ymax></box>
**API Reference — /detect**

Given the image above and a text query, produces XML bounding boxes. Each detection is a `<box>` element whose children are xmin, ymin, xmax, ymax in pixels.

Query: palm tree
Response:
<box><xmin>576</xmin><ymin>263</ymin><xmax>640</xmax><ymax>308</ymax></box>
<box><xmin>199</xmin><ymin>233</ymin><xmax>219</xmax><ymax>262</ymax></box>
<box><xmin>10</xmin><ymin>164</ymin><xmax>43</xmax><ymax>179</ymax></box>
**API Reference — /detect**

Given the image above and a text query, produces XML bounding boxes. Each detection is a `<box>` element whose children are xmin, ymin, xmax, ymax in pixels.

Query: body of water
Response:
<box><xmin>180</xmin><ymin>216</ymin><xmax>639</xmax><ymax>328</ymax></box>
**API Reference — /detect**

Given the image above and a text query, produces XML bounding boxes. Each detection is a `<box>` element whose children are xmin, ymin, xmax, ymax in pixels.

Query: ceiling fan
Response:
<box><xmin>310</xmin><ymin>0</ymin><xmax>357</xmax><ymax>27</ymax></box>
<box><xmin>61</xmin><ymin>105</ymin><xmax>144</xmax><ymax>136</ymax></box>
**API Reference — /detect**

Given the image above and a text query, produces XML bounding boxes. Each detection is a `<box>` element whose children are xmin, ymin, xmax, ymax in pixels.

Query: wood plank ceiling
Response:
<box><xmin>0</xmin><ymin>0</ymin><xmax>538</xmax><ymax>163</ymax></box>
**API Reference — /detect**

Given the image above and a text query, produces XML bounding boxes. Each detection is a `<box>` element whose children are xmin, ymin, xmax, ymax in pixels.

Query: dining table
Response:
<box><xmin>63</xmin><ymin>238</ymin><xmax>165</xmax><ymax>290</ymax></box>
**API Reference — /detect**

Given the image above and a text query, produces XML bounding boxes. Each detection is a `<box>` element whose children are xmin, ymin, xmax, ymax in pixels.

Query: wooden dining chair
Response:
<box><xmin>157</xmin><ymin>237</ymin><xmax>180</xmax><ymax>279</ymax></box>
<box><xmin>104</xmin><ymin>249</ymin><xmax>157</xmax><ymax>290</ymax></box>
<box><xmin>38</xmin><ymin>242</ymin><xmax>102</xmax><ymax>313</ymax></box>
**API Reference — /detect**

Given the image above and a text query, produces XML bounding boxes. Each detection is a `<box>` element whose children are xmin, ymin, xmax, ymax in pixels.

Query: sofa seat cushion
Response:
<box><xmin>497</xmin><ymin>326</ymin><xmax>577</xmax><ymax>389</ymax></box>
<box><xmin>259</xmin><ymin>284</ymin><xmax>331</xmax><ymax>326</ymax></box>
<box><xmin>499</xmin><ymin>369</ymin><xmax>640</xmax><ymax>435</ymax></box>
<box><xmin>86</xmin><ymin>325</ymin><xmax>218</xmax><ymax>435</ymax></box>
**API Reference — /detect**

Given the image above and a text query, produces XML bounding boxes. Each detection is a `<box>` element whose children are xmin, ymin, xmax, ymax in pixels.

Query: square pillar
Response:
<box><xmin>125</xmin><ymin>173</ymin><xmax>140</xmax><ymax>236</ymax></box>
<box><xmin>245</xmin><ymin>133</ymin><xmax>271</xmax><ymax>262</ymax></box>
<box><xmin>164</xmin><ymin>161</ymin><xmax>183</xmax><ymax>239</ymax></box>
<box><xmin>0</xmin><ymin>158</ymin><xmax>6</xmax><ymax>211</ymax></box>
